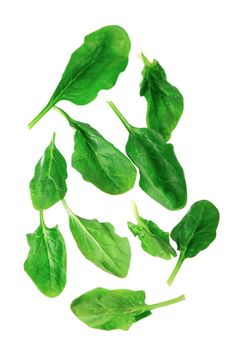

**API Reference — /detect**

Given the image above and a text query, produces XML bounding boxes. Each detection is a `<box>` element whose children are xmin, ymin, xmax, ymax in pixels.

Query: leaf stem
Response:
<box><xmin>53</xmin><ymin>106</ymin><xmax>76</xmax><ymax>128</ymax></box>
<box><xmin>28</xmin><ymin>102</ymin><xmax>53</xmax><ymax>129</ymax></box>
<box><xmin>148</xmin><ymin>294</ymin><xmax>185</xmax><ymax>311</ymax></box>
<box><xmin>107</xmin><ymin>101</ymin><xmax>133</xmax><ymax>133</ymax></box>
<box><xmin>61</xmin><ymin>198</ymin><xmax>75</xmax><ymax>217</ymax></box>
<box><xmin>39</xmin><ymin>211</ymin><xmax>46</xmax><ymax>229</ymax></box>
<box><xmin>131</xmin><ymin>201</ymin><xmax>141</xmax><ymax>224</ymax></box>
<box><xmin>167</xmin><ymin>253</ymin><xmax>184</xmax><ymax>286</ymax></box>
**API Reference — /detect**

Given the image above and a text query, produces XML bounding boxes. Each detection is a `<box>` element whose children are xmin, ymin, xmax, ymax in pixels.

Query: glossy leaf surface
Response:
<box><xmin>108</xmin><ymin>102</ymin><xmax>187</xmax><ymax>210</ymax></box>
<box><xmin>63</xmin><ymin>200</ymin><xmax>131</xmax><ymax>277</ymax></box>
<box><xmin>55</xmin><ymin>107</ymin><xmax>136</xmax><ymax>195</ymax></box>
<box><xmin>128</xmin><ymin>203</ymin><xmax>176</xmax><ymax>259</ymax></box>
<box><xmin>28</xmin><ymin>25</ymin><xmax>131</xmax><ymax>128</ymax></box>
<box><xmin>24</xmin><ymin>212</ymin><xmax>67</xmax><ymax>297</ymax></box>
<box><xmin>71</xmin><ymin>287</ymin><xmax>185</xmax><ymax>331</ymax></box>
<box><xmin>29</xmin><ymin>133</ymin><xmax>67</xmax><ymax>210</ymax></box>
<box><xmin>140</xmin><ymin>54</ymin><xmax>183</xmax><ymax>141</ymax></box>
<box><xmin>167</xmin><ymin>200</ymin><xmax>220</xmax><ymax>285</ymax></box>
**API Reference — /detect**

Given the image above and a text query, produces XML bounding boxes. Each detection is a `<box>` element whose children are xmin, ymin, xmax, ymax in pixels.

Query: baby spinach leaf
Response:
<box><xmin>128</xmin><ymin>202</ymin><xmax>176</xmax><ymax>259</ymax></box>
<box><xmin>62</xmin><ymin>199</ymin><xmax>131</xmax><ymax>277</ymax></box>
<box><xmin>167</xmin><ymin>200</ymin><xmax>220</xmax><ymax>286</ymax></box>
<box><xmin>54</xmin><ymin>107</ymin><xmax>136</xmax><ymax>195</ymax></box>
<box><xmin>24</xmin><ymin>212</ymin><xmax>67</xmax><ymax>297</ymax></box>
<box><xmin>140</xmin><ymin>54</ymin><xmax>184</xmax><ymax>141</ymax></box>
<box><xmin>28</xmin><ymin>25</ymin><xmax>131</xmax><ymax>128</ymax></box>
<box><xmin>71</xmin><ymin>287</ymin><xmax>185</xmax><ymax>331</ymax></box>
<box><xmin>108</xmin><ymin>101</ymin><xmax>187</xmax><ymax>210</ymax></box>
<box><xmin>29</xmin><ymin>133</ymin><xmax>67</xmax><ymax>210</ymax></box>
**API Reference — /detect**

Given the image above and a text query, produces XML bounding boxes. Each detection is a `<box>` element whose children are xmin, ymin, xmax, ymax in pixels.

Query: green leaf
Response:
<box><xmin>108</xmin><ymin>101</ymin><xmax>187</xmax><ymax>210</ymax></box>
<box><xmin>128</xmin><ymin>202</ymin><xmax>176</xmax><ymax>259</ymax></box>
<box><xmin>54</xmin><ymin>107</ymin><xmax>136</xmax><ymax>195</ymax></box>
<box><xmin>29</xmin><ymin>133</ymin><xmax>67</xmax><ymax>210</ymax></box>
<box><xmin>28</xmin><ymin>25</ymin><xmax>131</xmax><ymax>128</ymax></box>
<box><xmin>71</xmin><ymin>287</ymin><xmax>185</xmax><ymax>331</ymax></box>
<box><xmin>140</xmin><ymin>54</ymin><xmax>183</xmax><ymax>141</ymax></box>
<box><xmin>167</xmin><ymin>200</ymin><xmax>220</xmax><ymax>285</ymax></box>
<box><xmin>24</xmin><ymin>212</ymin><xmax>67</xmax><ymax>297</ymax></box>
<box><xmin>63</xmin><ymin>199</ymin><xmax>131</xmax><ymax>277</ymax></box>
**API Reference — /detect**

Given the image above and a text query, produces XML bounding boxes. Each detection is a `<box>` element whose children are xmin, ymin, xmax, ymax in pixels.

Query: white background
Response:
<box><xmin>1</xmin><ymin>0</ymin><xmax>234</xmax><ymax>349</ymax></box>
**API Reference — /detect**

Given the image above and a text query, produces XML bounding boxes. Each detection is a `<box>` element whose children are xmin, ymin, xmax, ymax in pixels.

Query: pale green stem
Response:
<box><xmin>53</xmin><ymin>106</ymin><xmax>76</xmax><ymax>128</ymax></box>
<box><xmin>147</xmin><ymin>294</ymin><xmax>185</xmax><ymax>311</ymax></box>
<box><xmin>28</xmin><ymin>102</ymin><xmax>53</xmax><ymax>129</ymax></box>
<box><xmin>107</xmin><ymin>101</ymin><xmax>134</xmax><ymax>134</ymax></box>
<box><xmin>167</xmin><ymin>253</ymin><xmax>184</xmax><ymax>286</ymax></box>
<box><xmin>131</xmin><ymin>201</ymin><xmax>141</xmax><ymax>224</ymax></box>
<box><xmin>39</xmin><ymin>211</ymin><xmax>46</xmax><ymax>229</ymax></box>
<box><xmin>61</xmin><ymin>198</ymin><xmax>74</xmax><ymax>217</ymax></box>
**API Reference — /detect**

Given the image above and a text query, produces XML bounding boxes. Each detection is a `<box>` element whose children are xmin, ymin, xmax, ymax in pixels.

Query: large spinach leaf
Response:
<box><xmin>140</xmin><ymin>54</ymin><xmax>183</xmax><ymax>141</ymax></box>
<box><xmin>167</xmin><ymin>200</ymin><xmax>220</xmax><ymax>285</ymax></box>
<box><xmin>54</xmin><ymin>107</ymin><xmax>136</xmax><ymax>194</ymax></box>
<box><xmin>29</xmin><ymin>133</ymin><xmax>67</xmax><ymax>210</ymax></box>
<box><xmin>108</xmin><ymin>101</ymin><xmax>187</xmax><ymax>210</ymax></box>
<box><xmin>24</xmin><ymin>212</ymin><xmax>67</xmax><ymax>297</ymax></box>
<box><xmin>63</xmin><ymin>199</ymin><xmax>131</xmax><ymax>277</ymax></box>
<box><xmin>71</xmin><ymin>287</ymin><xmax>185</xmax><ymax>330</ymax></box>
<box><xmin>28</xmin><ymin>25</ymin><xmax>131</xmax><ymax>128</ymax></box>
<box><xmin>128</xmin><ymin>202</ymin><xmax>176</xmax><ymax>259</ymax></box>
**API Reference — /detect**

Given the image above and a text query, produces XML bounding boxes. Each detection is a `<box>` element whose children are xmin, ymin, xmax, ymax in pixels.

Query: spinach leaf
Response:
<box><xmin>128</xmin><ymin>202</ymin><xmax>176</xmax><ymax>259</ymax></box>
<box><xmin>28</xmin><ymin>25</ymin><xmax>131</xmax><ymax>128</ymax></box>
<box><xmin>108</xmin><ymin>101</ymin><xmax>187</xmax><ymax>210</ymax></box>
<box><xmin>29</xmin><ymin>133</ymin><xmax>67</xmax><ymax>210</ymax></box>
<box><xmin>54</xmin><ymin>107</ymin><xmax>136</xmax><ymax>195</ymax></box>
<box><xmin>140</xmin><ymin>54</ymin><xmax>183</xmax><ymax>141</ymax></box>
<box><xmin>24</xmin><ymin>212</ymin><xmax>67</xmax><ymax>297</ymax></box>
<box><xmin>71</xmin><ymin>287</ymin><xmax>185</xmax><ymax>330</ymax></box>
<box><xmin>62</xmin><ymin>199</ymin><xmax>131</xmax><ymax>277</ymax></box>
<box><xmin>167</xmin><ymin>200</ymin><xmax>220</xmax><ymax>285</ymax></box>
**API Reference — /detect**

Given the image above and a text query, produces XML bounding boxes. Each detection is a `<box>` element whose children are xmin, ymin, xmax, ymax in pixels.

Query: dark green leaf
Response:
<box><xmin>63</xmin><ymin>200</ymin><xmax>131</xmax><ymax>277</ymax></box>
<box><xmin>140</xmin><ymin>54</ymin><xmax>183</xmax><ymax>141</ymax></box>
<box><xmin>55</xmin><ymin>107</ymin><xmax>136</xmax><ymax>195</ymax></box>
<box><xmin>71</xmin><ymin>287</ymin><xmax>185</xmax><ymax>331</ymax></box>
<box><xmin>29</xmin><ymin>133</ymin><xmax>67</xmax><ymax>210</ymax></box>
<box><xmin>28</xmin><ymin>25</ymin><xmax>131</xmax><ymax>128</ymax></box>
<box><xmin>24</xmin><ymin>212</ymin><xmax>67</xmax><ymax>297</ymax></box>
<box><xmin>108</xmin><ymin>102</ymin><xmax>187</xmax><ymax>210</ymax></box>
<box><xmin>128</xmin><ymin>202</ymin><xmax>176</xmax><ymax>259</ymax></box>
<box><xmin>167</xmin><ymin>200</ymin><xmax>220</xmax><ymax>285</ymax></box>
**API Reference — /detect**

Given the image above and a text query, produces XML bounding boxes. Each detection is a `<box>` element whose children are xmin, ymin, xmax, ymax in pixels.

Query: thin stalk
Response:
<box><xmin>28</xmin><ymin>102</ymin><xmax>53</xmax><ymax>129</ymax></box>
<box><xmin>167</xmin><ymin>253</ymin><xmax>184</xmax><ymax>286</ymax></box>
<box><xmin>131</xmin><ymin>201</ymin><xmax>141</xmax><ymax>224</ymax></box>
<box><xmin>39</xmin><ymin>211</ymin><xmax>46</xmax><ymax>229</ymax></box>
<box><xmin>147</xmin><ymin>294</ymin><xmax>185</xmax><ymax>311</ymax></box>
<box><xmin>53</xmin><ymin>106</ymin><xmax>76</xmax><ymax>128</ymax></box>
<box><xmin>61</xmin><ymin>198</ymin><xmax>74</xmax><ymax>217</ymax></box>
<box><xmin>107</xmin><ymin>101</ymin><xmax>134</xmax><ymax>133</ymax></box>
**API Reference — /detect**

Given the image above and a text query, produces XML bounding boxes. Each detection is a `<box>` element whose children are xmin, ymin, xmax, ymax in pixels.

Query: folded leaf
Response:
<box><xmin>29</xmin><ymin>133</ymin><xmax>67</xmax><ymax>210</ymax></box>
<box><xmin>63</xmin><ymin>200</ymin><xmax>131</xmax><ymax>277</ymax></box>
<box><xmin>54</xmin><ymin>107</ymin><xmax>136</xmax><ymax>195</ymax></box>
<box><xmin>71</xmin><ymin>287</ymin><xmax>185</xmax><ymax>331</ymax></box>
<box><xmin>28</xmin><ymin>25</ymin><xmax>131</xmax><ymax>128</ymax></box>
<box><xmin>108</xmin><ymin>101</ymin><xmax>187</xmax><ymax>210</ymax></box>
<box><xmin>24</xmin><ymin>212</ymin><xmax>67</xmax><ymax>297</ymax></box>
<box><xmin>140</xmin><ymin>54</ymin><xmax>183</xmax><ymax>141</ymax></box>
<box><xmin>167</xmin><ymin>200</ymin><xmax>220</xmax><ymax>285</ymax></box>
<box><xmin>128</xmin><ymin>202</ymin><xmax>176</xmax><ymax>259</ymax></box>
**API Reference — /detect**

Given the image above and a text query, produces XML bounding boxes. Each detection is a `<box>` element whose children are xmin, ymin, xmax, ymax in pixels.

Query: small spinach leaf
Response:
<box><xmin>28</xmin><ymin>25</ymin><xmax>131</xmax><ymax>128</ymax></box>
<box><xmin>108</xmin><ymin>101</ymin><xmax>187</xmax><ymax>210</ymax></box>
<box><xmin>167</xmin><ymin>200</ymin><xmax>220</xmax><ymax>285</ymax></box>
<box><xmin>71</xmin><ymin>287</ymin><xmax>185</xmax><ymax>331</ymax></box>
<box><xmin>140</xmin><ymin>54</ymin><xmax>183</xmax><ymax>141</ymax></box>
<box><xmin>29</xmin><ymin>133</ymin><xmax>67</xmax><ymax>210</ymax></box>
<box><xmin>63</xmin><ymin>199</ymin><xmax>131</xmax><ymax>277</ymax></box>
<box><xmin>128</xmin><ymin>202</ymin><xmax>176</xmax><ymax>259</ymax></box>
<box><xmin>24</xmin><ymin>212</ymin><xmax>67</xmax><ymax>297</ymax></box>
<box><xmin>54</xmin><ymin>107</ymin><xmax>136</xmax><ymax>195</ymax></box>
